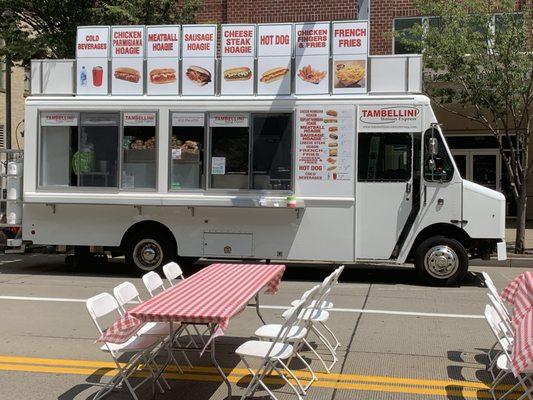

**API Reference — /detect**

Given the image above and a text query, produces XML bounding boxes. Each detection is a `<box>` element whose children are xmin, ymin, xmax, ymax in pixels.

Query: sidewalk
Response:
<box><xmin>505</xmin><ymin>219</ymin><xmax>533</xmax><ymax>255</ymax></box>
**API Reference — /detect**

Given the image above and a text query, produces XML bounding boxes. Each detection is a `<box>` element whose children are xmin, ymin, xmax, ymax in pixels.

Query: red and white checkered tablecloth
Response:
<box><xmin>100</xmin><ymin>263</ymin><xmax>285</xmax><ymax>344</ymax></box>
<box><xmin>501</xmin><ymin>271</ymin><xmax>533</xmax><ymax>376</ymax></box>
<box><xmin>501</xmin><ymin>271</ymin><xmax>533</xmax><ymax>324</ymax></box>
<box><xmin>97</xmin><ymin>314</ymin><xmax>142</xmax><ymax>344</ymax></box>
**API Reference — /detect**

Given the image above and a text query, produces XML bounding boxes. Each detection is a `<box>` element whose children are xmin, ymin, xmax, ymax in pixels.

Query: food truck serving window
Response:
<box><xmin>39</xmin><ymin>112</ymin><xmax>120</xmax><ymax>188</ymax></box>
<box><xmin>209</xmin><ymin>113</ymin><xmax>292</xmax><ymax>191</ymax></box>
<box><xmin>170</xmin><ymin>113</ymin><xmax>205</xmax><ymax>190</ymax></box>
<box><xmin>122</xmin><ymin>112</ymin><xmax>157</xmax><ymax>190</ymax></box>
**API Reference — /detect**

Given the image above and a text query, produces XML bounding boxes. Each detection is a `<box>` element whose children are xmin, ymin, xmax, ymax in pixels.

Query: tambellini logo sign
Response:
<box><xmin>360</xmin><ymin>106</ymin><xmax>419</xmax><ymax>125</ymax></box>
<box><xmin>358</xmin><ymin>105</ymin><xmax>422</xmax><ymax>132</ymax></box>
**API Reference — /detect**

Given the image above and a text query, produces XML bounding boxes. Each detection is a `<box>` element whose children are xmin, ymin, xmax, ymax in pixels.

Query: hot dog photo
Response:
<box><xmin>257</xmin><ymin>57</ymin><xmax>291</xmax><ymax>95</ymax></box>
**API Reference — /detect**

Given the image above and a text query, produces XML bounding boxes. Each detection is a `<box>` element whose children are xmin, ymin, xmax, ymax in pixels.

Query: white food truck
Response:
<box><xmin>19</xmin><ymin>23</ymin><xmax>506</xmax><ymax>286</ymax></box>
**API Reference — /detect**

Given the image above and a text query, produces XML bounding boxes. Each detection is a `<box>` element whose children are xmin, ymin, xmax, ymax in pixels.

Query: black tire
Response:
<box><xmin>414</xmin><ymin>236</ymin><xmax>468</xmax><ymax>286</ymax></box>
<box><xmin>124</xmin><ymin>229</ymin><xmax>177</xmax><ymax>274</ymax></box>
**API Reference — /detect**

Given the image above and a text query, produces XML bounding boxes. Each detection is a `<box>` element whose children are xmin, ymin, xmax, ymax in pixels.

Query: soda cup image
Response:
<box><xmin>92</xmin><ymin>66</ymin><xmax>103</xmax><ymax>87</ymax></box>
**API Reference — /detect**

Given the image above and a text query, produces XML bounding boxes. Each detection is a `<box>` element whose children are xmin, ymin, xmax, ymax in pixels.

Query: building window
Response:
<box><xmin>394</xmin><ymin>13</ymin><xmax>524</xmax><ymax>54</ymax></box>
<box><xmin>358</xmin><ymin>132</ymin><xmax>412</xmax><ymax>182</ymax></box>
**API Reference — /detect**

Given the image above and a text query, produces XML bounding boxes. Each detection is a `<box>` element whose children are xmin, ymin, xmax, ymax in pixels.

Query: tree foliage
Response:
<box><xmin>397</xmin><ymin>0</ymin><xmax>532</xmax><ymax>252</ymax></box>
<box><xmin>0</xmin><ymin>0</ymin><xmax>203</xmax><ymax>63</ymax></box>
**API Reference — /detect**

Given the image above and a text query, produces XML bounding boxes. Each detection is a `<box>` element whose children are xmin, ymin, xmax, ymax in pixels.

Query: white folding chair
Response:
<box><xmin>86</xmin><ymin>292</ymin><xmax>165</xmax><ymax>400</ymax></box>
<box><xmin>113</xmin><ymin>281</ymin><xmax>192</xmax><ymax>370</ymax></box>
<box><xmin>142</xmin><ymin>271</ymin><xmax>166</xmax><ymax>297</ymax></box>
<box><xmin>143</xmin><ymin>271</ymin><xmax>200</xmax><ymax>348</ymax></box>
<box><xmin>163</xmin><ymin>261</ymin><xmax>185</xmax><ymax>286</ymax></box>
<box><xmin>484</xmin><ymin>304</ymin><xmax>533</xmax><ymax>400</ymax></box>
<box><xmin>236</xmin><ymin>285</ymin><xmax>320</xmax><ymax>400</ymax></box>
<box><xmin>290</xmin><ymin>265</ymin><xmax>345</xmax><ymax>351</ymax></box>
<box><xmin>255</xmin><ymin>285</ymin><xmax>321</xmax><ymax>393</ymax></box>
<box><xmin>482</xmin><ymin>272</ymin><xmax>513</xmax><ymax>321</ymax></box>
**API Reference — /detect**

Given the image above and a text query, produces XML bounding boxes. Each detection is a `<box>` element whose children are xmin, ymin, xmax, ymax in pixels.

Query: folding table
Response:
<box><xmin>128</xmin><ymin>262</ymin><xmax>286</xmax><ymax>398</ymax></box>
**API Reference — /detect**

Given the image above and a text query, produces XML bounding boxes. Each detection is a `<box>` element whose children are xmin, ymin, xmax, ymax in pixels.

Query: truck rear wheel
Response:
<box><xmin>124</xmin><ymin>230</ymin><xmax>177</xmax><ymax>274</ymax></box>
<box><xmin>414</xmin><ymin>236</ymin><xmax>468</xmax><ymax>286</ymax></box>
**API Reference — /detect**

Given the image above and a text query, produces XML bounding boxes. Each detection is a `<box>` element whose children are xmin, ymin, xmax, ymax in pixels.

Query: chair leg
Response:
<box><xmin>294</xmin><ymin>352</ymin><xmax>318</xmax><ymax>391</ymax></box>
<box><xmin>173</xmin><ymin>337</ymin><xmax>193</xmax><ymax>368</ymax></box>
<box><xmin>319</xmin><ymin>321</ymin><xmax>341</xmax><ymax>350</ymax></box>
<box><xmin>277</xmin><ymin>358</ymin><xmax>307</xmax><ymax>396</ymax></box>
<box><xmin>303</xmin><ymin>338</ymin><xmax>332</xmax><ymax>373</ymax></box>
<box><xmin>310</xmin><ymin>326</ymin><xmax>338</xmax><ymax>371</ymax></box>
<box><xmin>270</xmin><ymin>361</ymin><xmax>303</xmax><ymax>400</ymax></box>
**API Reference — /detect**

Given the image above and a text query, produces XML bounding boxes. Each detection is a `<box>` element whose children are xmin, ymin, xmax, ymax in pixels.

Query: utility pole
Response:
<box><xmin>5</xmin><ymin>52</ymin><xmax>11</xmax><ymax>149</ymax></box>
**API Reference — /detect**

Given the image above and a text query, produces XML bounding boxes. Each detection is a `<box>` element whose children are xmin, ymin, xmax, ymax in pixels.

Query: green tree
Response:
<box><xmin>0</xmin><ymin>0</ymin><xmax>203</xmax><ymax>64</ymax></box>
<box><xmin>397</xmin><ymin>0</ymin><xmax>533</xmax><ymax>253</ymax></box>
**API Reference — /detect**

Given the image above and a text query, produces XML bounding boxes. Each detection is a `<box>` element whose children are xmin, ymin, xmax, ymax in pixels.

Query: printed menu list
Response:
<box><xmin>297</xmin><ymin>106</ymin><xmax>354</xmax><ymax>182</ymax></box>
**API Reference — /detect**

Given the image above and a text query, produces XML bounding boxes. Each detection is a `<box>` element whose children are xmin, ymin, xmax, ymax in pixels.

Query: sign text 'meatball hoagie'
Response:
<box><xmin>221</xmin><ymin>25</ymin><xmax>255</xmax><ymax>95</ymax></box>
<box><xmin>146</xmin><ymin>26</ymin><xmax>180</xmax><ymax>95</ymax></box>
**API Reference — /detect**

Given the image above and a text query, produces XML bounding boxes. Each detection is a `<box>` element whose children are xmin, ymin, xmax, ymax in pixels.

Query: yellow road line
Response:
<box><xmin>0</xmin><ymin>355</ymin><xmax>520</xmax><ymax>399</ymax></box>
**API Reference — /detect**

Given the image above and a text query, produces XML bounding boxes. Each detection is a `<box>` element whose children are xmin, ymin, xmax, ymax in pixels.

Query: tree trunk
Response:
<box><xmin>515</xmin><ymin>182</ymin><xmax>528</xmax><ymax>253</ymax></box>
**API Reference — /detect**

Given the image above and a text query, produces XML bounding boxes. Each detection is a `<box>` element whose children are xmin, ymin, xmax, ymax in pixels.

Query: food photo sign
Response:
<box><xmin>76</xmin><ymin>26</ymin><xmax>110</xmax><ymax>95</ymax></box>
<box><xmin>256</xmin><ymin>24</ymin><xmax>293</xmax><ymax>95</ymax></box>
<box><xmin>111</xmin><ymin>26</ymin><xmax>145</xmax><ymax>95</ymax></box>
<box><xmin>294</xmin><ymin>22</ymin><xmax>330</xmax><ymax>95</ymax></box>
<box><xmin>181</xmin><ymin>24</ymin><xmax>216</xmax><ymax>95</ymax></box>
<box><xmin>221</xmin><ymin>25</ymin><xmax>255</xmax><ymax>95</ymax></box>
<box><xmin>332</xmin><ymin>21</ymin><xmax>368</xmax><ymax>94</ymax></box>
<box><xmin>146</xmin><ymin>26</ymin><xmax>180</xmax><ymax>95</ymax></box>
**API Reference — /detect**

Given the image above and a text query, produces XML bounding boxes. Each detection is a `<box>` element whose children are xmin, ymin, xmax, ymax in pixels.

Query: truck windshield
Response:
<box><xmin>424</xmin><ymin>129</ymin><xmax>454</xmax><ymax>182</ymax></box>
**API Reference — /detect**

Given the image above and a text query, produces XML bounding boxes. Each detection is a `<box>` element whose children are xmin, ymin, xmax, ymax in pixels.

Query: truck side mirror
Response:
<box><xmin>429</xmin><ymin>137</ymin><xmax>438</xmax><ymax>156</ymax></box>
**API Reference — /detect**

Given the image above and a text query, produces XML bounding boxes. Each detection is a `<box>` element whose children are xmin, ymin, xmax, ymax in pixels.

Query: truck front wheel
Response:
<box><xmin>124</xmin><ymin>230</ymin><xmax>177</xmax><ymax>274</ymax></box>
<box><xmin>414</xmin><ymin>236</ymin><xmax>468</xmax><ymax>286</ymax></box>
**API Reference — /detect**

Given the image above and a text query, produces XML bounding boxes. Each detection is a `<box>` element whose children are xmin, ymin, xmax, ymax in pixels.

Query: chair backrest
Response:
<box><xmin>113</xmin><ymin>281</ymin><xmax>141</xmax><ymax>314</ymax></box>
<box><xmin>333</xmin><ymin>265</ymin><xmax>345</xmax><ymax>285</ymax></box>
<box><xmin>267</xmin><ymin>285</ymin><xmax>320</xmax><ymax>359</ymax></box>
<box><xmin>484</xmin><ymin>304</ymin><xmax>513</xmax><ymax>359</ymax></box>
<box><xmin>315</xmin><ymin>272</ymin><xmax>336</xmax><ymax>309</ymax></box>
<box><xmin>487</xmin><ymin>293</ymin><xmax>513</xmax><ymax>336</ymax></box>
<box><xmin>163</xmin><ymin>262</ymin><xmax>184</xmax><ymax>286</ymax></box>
<box><xmin>142</xmin><ymin>271</ymin><xmax>165</xmax><ymax>297</ymax></box>
<box><xmin>86</xmin><ymin>292</ymin><xmax>120</xmax><ymax>334</ymax></box>
<box><xmin>482</xmin><ymin>272</ymin><xmax>501</xmax><ymax>298</ymax></box>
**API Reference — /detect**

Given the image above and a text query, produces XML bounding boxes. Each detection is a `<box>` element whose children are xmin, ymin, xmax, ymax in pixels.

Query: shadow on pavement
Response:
<box><xmin>0</xmin><ymin>254</ymin><xmax>487</xmax><ymax>288</ymax></box>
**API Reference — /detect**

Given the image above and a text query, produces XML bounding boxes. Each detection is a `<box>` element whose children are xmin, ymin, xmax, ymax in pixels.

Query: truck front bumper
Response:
<box><xmin>497</xmin><ymin>241</ymin><xmax>507</xmax><ymax>261</ymax></box>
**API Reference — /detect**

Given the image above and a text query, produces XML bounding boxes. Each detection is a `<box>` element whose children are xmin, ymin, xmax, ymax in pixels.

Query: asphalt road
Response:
<box><xmin>0</xmin><ymin>254</ymin><xmax>530</xmax><ymax>400</ymax></box>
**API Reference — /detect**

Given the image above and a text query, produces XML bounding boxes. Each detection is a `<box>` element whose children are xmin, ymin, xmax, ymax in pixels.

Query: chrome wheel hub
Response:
<box><xmin>424</xmin><ymin>245</ymin><xmax>459</xmax><ymax>279</ymax></box>
<box><xmin>133</xmin><ymin>239</ymin><xmax>163</xmax><ymax>271</ymax></box>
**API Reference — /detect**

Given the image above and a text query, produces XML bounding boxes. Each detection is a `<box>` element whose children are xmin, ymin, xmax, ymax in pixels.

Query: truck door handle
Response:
<box><xmin>405</xmin><ymin>182</ymin><xmax>412</xmax><ymax>194</ymax></box>
<box><xmin>423</xmin><ymin>185</ymin><xmax>427</xmax><ymax>205</ymax></box>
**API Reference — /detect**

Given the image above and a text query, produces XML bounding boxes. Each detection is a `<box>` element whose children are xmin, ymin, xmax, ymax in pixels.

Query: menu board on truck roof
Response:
<box><xmin>256</xmin><ymin>24</ymin><xmax>292</xmax><ymax>96</ymax></box>
<box><xmin>181</xmin><ymin>25</ymin><xmax>216</xmax><ymax>95</ymax></box>
<box><xmin>146</xmin><ymin>25</ymin><xmax>180</xmax><ymax>95</ymax></box>
<box><xmin>111</xmin><ymin>26</ymin><xmax>145</xmax><ymax>95</ymax></box>
<box><xmin>332</xmin><ymin>21</ymin><xmax>368</xmax><ymax>94</ymax></box>
<box><xmin>221</xmin><ymin>25</ymin><xmax>255</xmax><ymax>95</ymax></box>
<box><xmin>76</xmin><ymin>26</ymin><xmax>110</xmax><ymax>95</ymax></box>
<box><xmin>294</xmin><ymin>22</ymin><xmax>330</xmax><ymax>95</ymax></box>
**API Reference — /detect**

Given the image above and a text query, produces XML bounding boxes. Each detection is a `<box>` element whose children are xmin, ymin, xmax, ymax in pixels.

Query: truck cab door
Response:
<box><xmin>396</xmin><ymin>126</ymin><xmax>463</xmax><ymax>262</ymax></box>
<box><xmin>355</xmin><ymin>131</ymin><xmax>415</xmax><ymax>259</ymax></box>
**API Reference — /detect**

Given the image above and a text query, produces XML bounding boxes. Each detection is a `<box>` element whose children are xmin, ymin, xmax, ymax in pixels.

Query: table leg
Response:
<box><xmin>151</xmin><ymin>321</ymin><xmax>173</xmax><ymax>400</ymax></box>
<box><xmin>254</xmin><ymin>293</ymin><xmax>266</xmax><ymax>325</ymax></box>
<box><xmin>209</xmin><ymin>324</ymin><xmax>232</xmax><ymax>399</ymax></box>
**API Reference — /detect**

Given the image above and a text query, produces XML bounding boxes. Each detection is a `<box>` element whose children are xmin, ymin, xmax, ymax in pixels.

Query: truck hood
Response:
<box><xmin>462</xmin><ymin>180</ymin><xmax>506</xmax><ymax>239</ymax></box>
